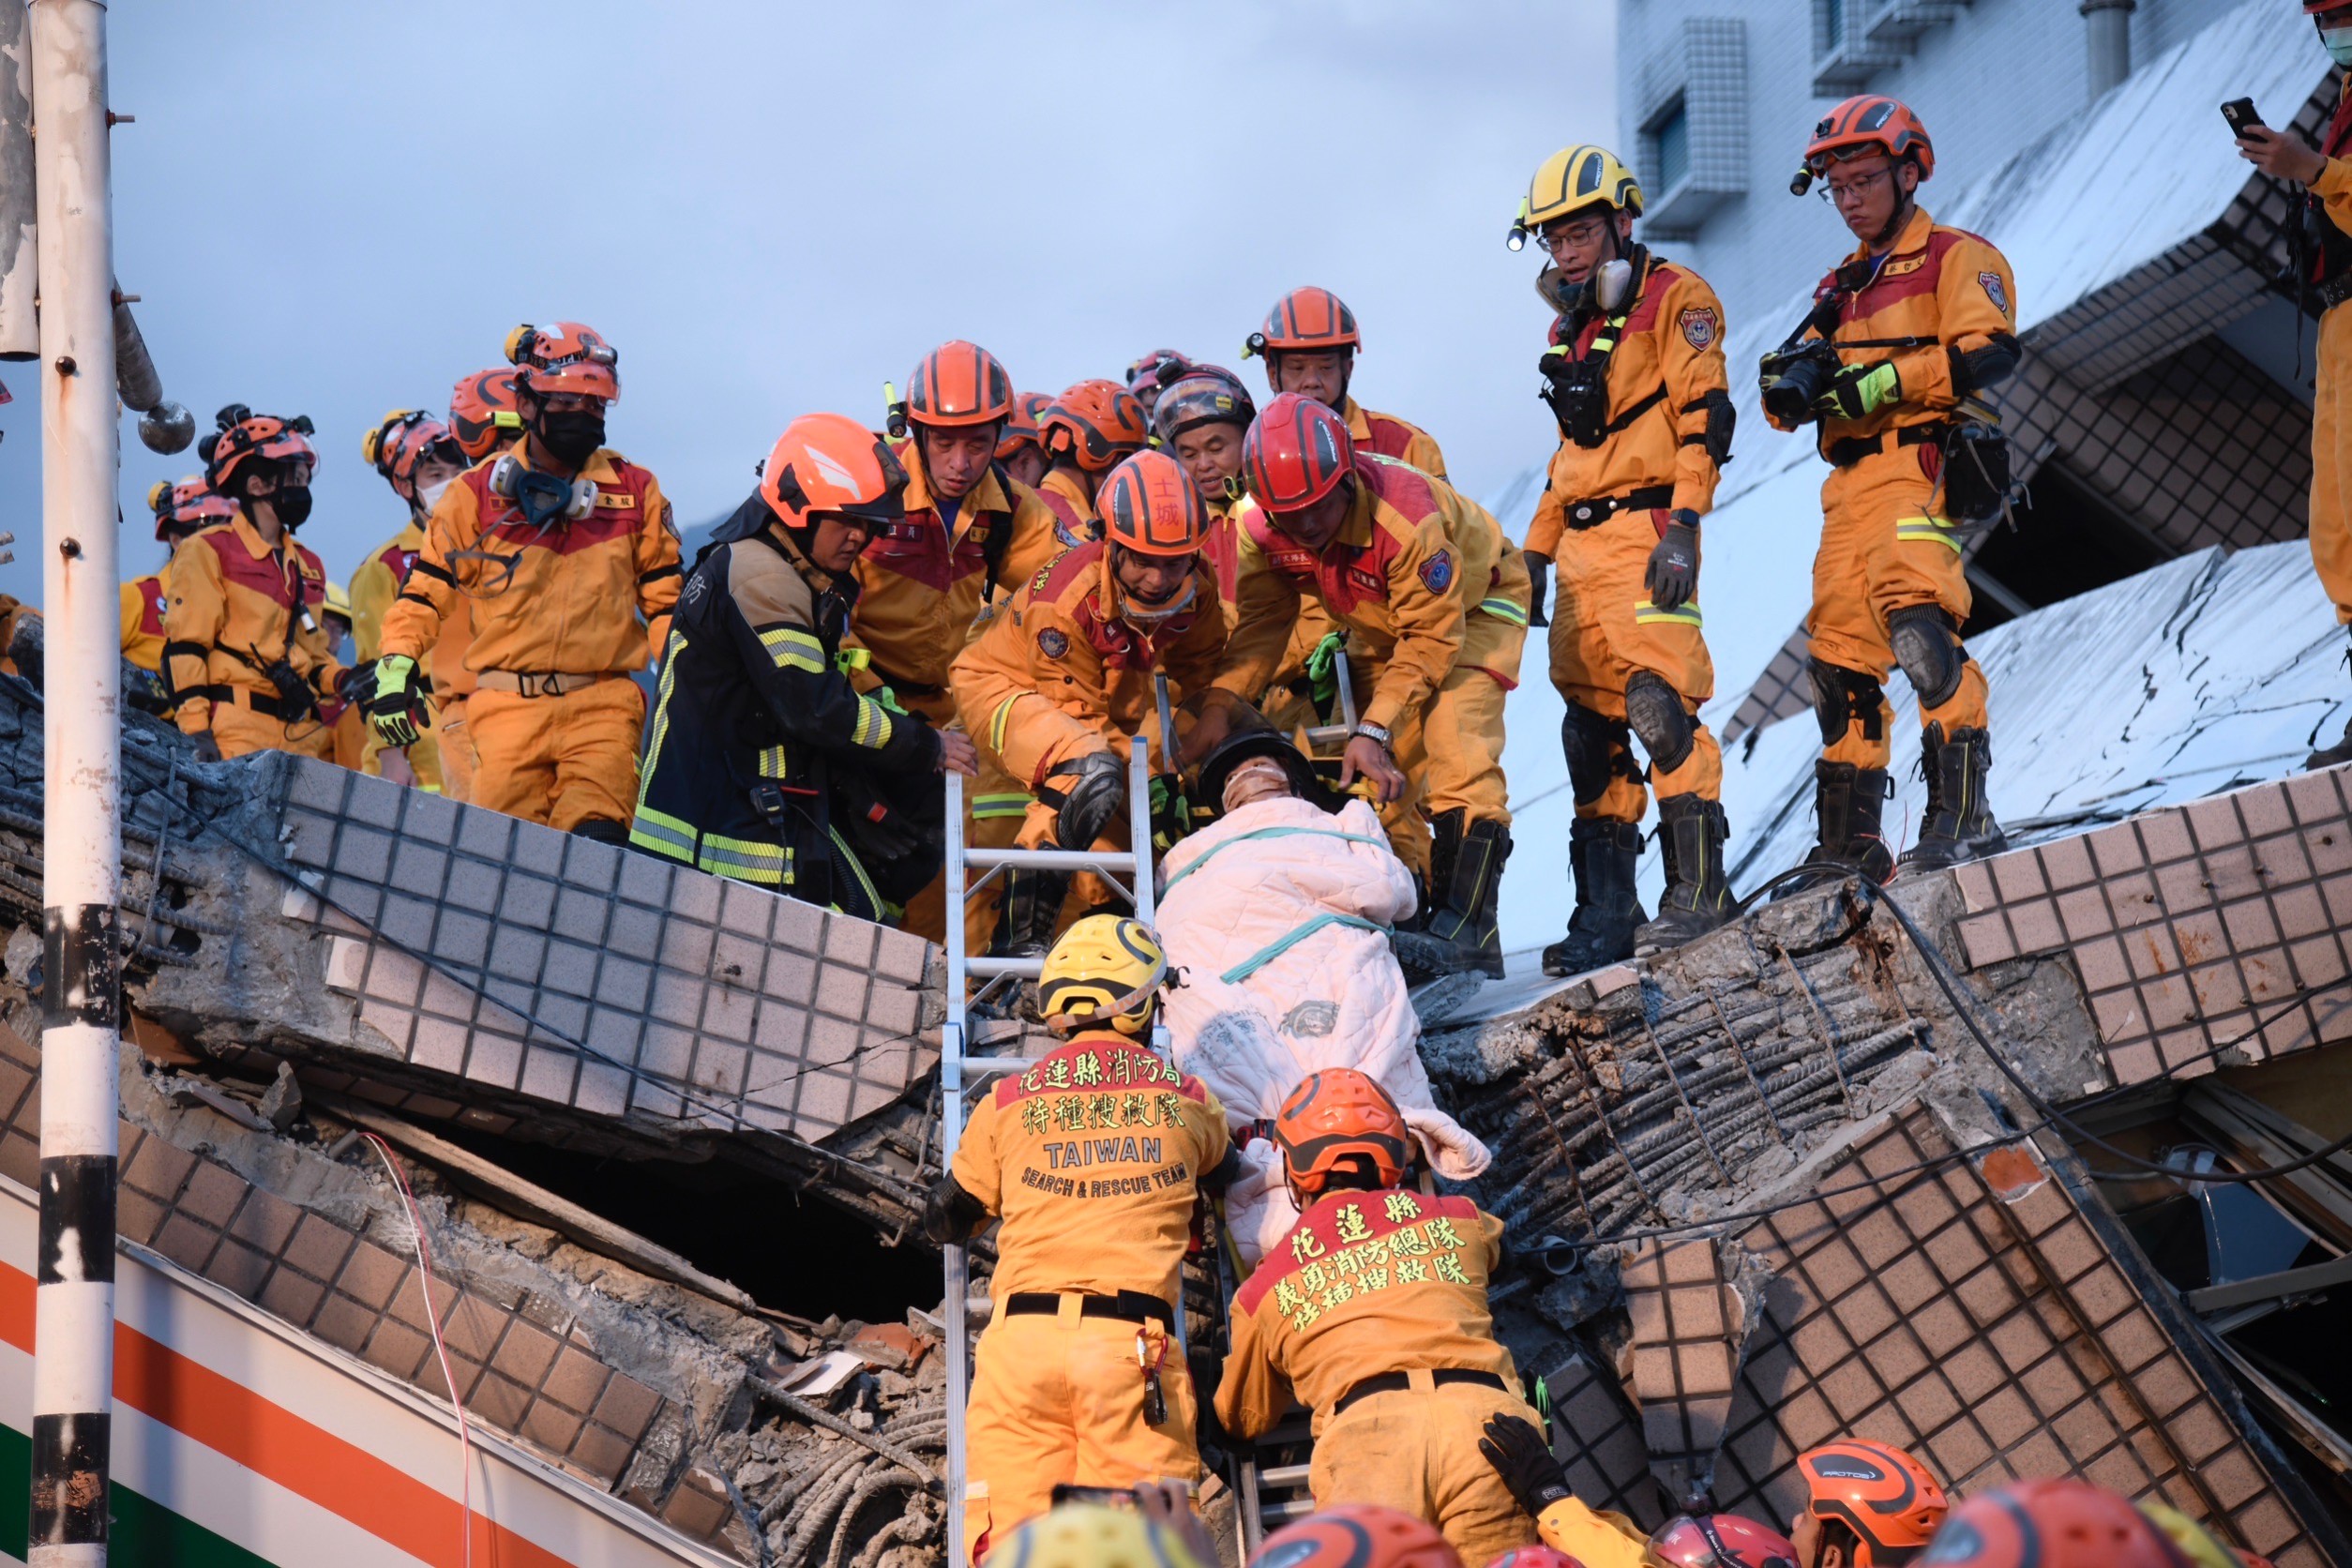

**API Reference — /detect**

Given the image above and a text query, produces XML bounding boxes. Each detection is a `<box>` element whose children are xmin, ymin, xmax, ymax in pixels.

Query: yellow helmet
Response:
<box><xmin>322</xmin><ymin>580</ymin><xmax>353</xmax><ymax>622</ymax></box>
<box><xmin>1510</xmin><ymin>144</ymin><xmax>1643</xmax><ymax>249</ymax></box>
<box><xmin>1037</xmin><ymin>914</ymin><xmax>1168</xmax><ymax>1037</ymax></box>
<box><xmin>989</xmin><ymin>1504</ymin><xmax>1209</xmax><ymax>1568</ymax></box>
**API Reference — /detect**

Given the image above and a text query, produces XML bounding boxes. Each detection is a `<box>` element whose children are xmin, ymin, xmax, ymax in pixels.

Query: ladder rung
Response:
<box><xmin>1258</xmin><ymin>1464</ymin><xmax>1311</xmax><ymax>1488</ymax></box>
<box><xmin>964</xmin><ymin>847</ymin><xmax>1138</xmax><ymax>873</ymax></box>
<box><xmin>1261</xmin><ymin>1498</ymin><xmax>1318</xmax><ymax>1525</ymax></box>
<box><xmin>965</xmin><ymin>957</ymin><xmax>1043</xmax><ymax>979</ymax></box>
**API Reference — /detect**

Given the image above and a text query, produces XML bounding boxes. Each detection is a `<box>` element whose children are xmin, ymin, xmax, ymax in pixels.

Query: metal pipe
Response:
<box><xmin>0</xmin><ymin>1</ymin><xmax>30</xmax><ymax>362</ymax></box>
<box><xmin>26</xmin><ymin>4</ymin><xmax>119</xmax><ymax>1561</ymax></box>
<box><xmin>2081</xmin><ymin>0</ymin><xmax>2134</xmax><ymax>101</ymax></box>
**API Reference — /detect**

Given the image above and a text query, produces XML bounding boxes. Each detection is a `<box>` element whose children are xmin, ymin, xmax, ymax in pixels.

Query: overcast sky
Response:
<box><xmin>0</xmin><ymin>1</ymin><xmax>1614</xmax><ymax>606</ymax></box>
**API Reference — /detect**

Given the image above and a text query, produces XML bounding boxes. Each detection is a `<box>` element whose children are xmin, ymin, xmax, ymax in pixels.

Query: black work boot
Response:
<box><xmin>1425</xmin><ymin>810</ymin><xmax>1512</xmax><ymax>978</ymax></box>
<box><xmin>1542</xmin><ymin>820</ymin><xmax>1646</xmax><ymax>977</ymax></box>
<box><xmin>992</xmin><ymin>867</ymin><xmax>1071</xmax><ymax>959</ymax></box>
<box><xmin>1899</xmin><ymin>723</ymin><xmax>2005</xmax><ymax>873</ymax></box>
<box><xmin>1774</xmin><ymin>762</ymin><xmax>1894</xmax><ymax>897</ymax></box>
<box><xmin>1636</xmin><ymin>795</ymin><xmax>1733</xmax><ymax>956</ymax></box>
<box><xmin>2310</xmin><ymin>631</ymin><xmax>2352</xmax><ymax>768</ymax></box>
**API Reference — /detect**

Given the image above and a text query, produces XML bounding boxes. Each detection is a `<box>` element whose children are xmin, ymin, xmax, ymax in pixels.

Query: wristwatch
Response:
<box><xmin>1352</xmin><ymin>721</ymin><xmax>1394</xmax><ymax>750</ymax></box>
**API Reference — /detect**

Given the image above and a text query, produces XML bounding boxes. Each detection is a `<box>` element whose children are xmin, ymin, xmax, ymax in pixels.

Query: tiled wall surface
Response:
<box><xmin>1621</xmin><ymin>1237</ymin><xmax>1751</xmax><ymax>1508</ymax></box>
<box><xmin>0</xmin><ymin>1020</ymin><xmax>743</xmax><ymax>1553</ymax></box>
<box><xmin>1952</xmin><ymin>765</ymin><xmax>2352</xmax><ymax>1085</ymax></box>
<box><xmin>268</xmin><ymin>757</ymin><xmax>937</xmax><ymax>1149</ymax></box>
<box><xmin>1525</xmin><ymin>1103</ymin><xmax>2325</xmax><ymax>1567</ymax></box>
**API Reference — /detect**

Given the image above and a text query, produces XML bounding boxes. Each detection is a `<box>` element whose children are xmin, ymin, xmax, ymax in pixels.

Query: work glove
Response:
<box><xmin>1147</xmin><ymin>774</ymin><xmax>1191</xmax><ymax>854</ymax></box>
<box><xmin>1046</xmin><ymin>750</ymin><xmax>1128</xmax><ymax>851</ymax></box>
<box><xmin>366</xmin><ymin>653</ymin><xmax>429</xmax><ymax>748</ymax></box>
<box><xmin>188</xmin><ymin>729</ymin><xmax>224</xmax><ymax>765</ymax></box>
<box><xmin>1304</xmin><ymin>631</ymin><xmax>1348</xmax><ymax>720</ymax></box>
<box><xmin>1645</xmin><ymin>511</ymin><xmax>1700</xmax><ymax>612</ymax></box>
<box><xmin>1523</xmin><ymin>550</ymin><xmax>1551</xmax><ymax>627</ymax></box>
<box><xmin>1478</xmin><ymin>1412</ymin><xmax>1572</xmax><ymax>1518</ymax></box>
<box><xmin>918</xmin><ymin>1173</ymin><xmax>988</xmax><ymax>1246</ymax></box>
<box><xmin>1814</xmin><ymin>359</ymin><xmax>1902</xmax><ymax>421</ymax></box>
<box><xmin>333</xmin><ymin>659</ymin><xmax>372</xmax><ymax>704</ymax></box>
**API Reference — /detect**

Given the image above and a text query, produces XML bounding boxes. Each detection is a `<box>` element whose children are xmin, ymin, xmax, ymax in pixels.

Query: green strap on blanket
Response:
<box><xmin>1219</xmin><ymin>912</ymin><xmax>1391</xmax><ymax>984</ymax></box>
<box><xmin>1162</xmin><ymin>825</ymin><xmax>1391</xmax><ymax>894</ymax></box>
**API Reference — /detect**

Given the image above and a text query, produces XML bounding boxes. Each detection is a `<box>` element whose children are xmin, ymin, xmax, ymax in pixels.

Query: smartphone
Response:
<box><xmin>2223</xmin><ymin>98</ymin><xmax>2265</xmax><ymax>138</ymax></box>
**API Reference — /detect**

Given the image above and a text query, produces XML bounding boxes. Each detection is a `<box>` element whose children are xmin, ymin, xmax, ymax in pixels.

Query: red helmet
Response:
<box><xmin>1152</xmin><ymin>366</ymin><xmax>1258</xmax><ymax>445</ymax></box>
<box><xmin>2306</xmin><ymin>0</ymin><xmax>2352</xmax><ymax>14</ymax></box>
<box><xmin>1125</xmin><ymin>347</ymin><xmax>1194</xmax><ymax>398</ymax></box>
<box><xmin>761</xmin><ymin>413</ymin><xmax>910</xmax><ymax>536</ymax></box>
<box><xmin>1253</xmin><ymin>1506</ymin><xmax>1462</xmax><ymax>1568</ymax></box>
<box><xmin>1798</xmin><ymin>1441</ymin><xmax>1949</xmax><ymax>1568</ymax></box>
<box><xmin>362</xmin><ymin>409</ymin><xmax>464</xmax><ymax>502</ymax></box>
<box><xmin>449</xmin><ymin>367</ymin><xmax>520</xmax><ymax>460</ymax></box>
<box><xmin>1485</xmin><ymin>1550</ymin><xmax>1584</xmax><ymax>1568</ymax></box>
<box><xmin>1654</xmin><ymin>1515</ymin><xmax>1800</xmax><ymax>1568</ymax></box>
<box><xmin>1919</xmin><ymin>1483</ymin><xmax>2192</xmax><ymax>1568</ymax></box>
<box><xmin>146</xmin><ymin>475</ymin><xmax>234</xmax><ymax>541</ymax></box>
<box><xmin>1805</xmin><ymin>97</ymin><xmax>1935</xmax><ymax>179</ymax></box>
<box><xmin>1245</xmin><ymin>286</ymin><xmax>1362</xmax><ymax>359</ymax></box>
<box><xmin>505</xmin><ymin>321</ymin><xmax>620</xmax><ymax>400</ymax></box>
<box><xmin>1097</xmin><ymin>450</ymin><xmax>1209</xmax><ymax>558</ymax></box>
<box><xmin>1274</xmin><ymin>1069</ymin><xmax>1412</xmax><ymax>1196</ymax></box>
<box><xmin>1041</xmin><ymin>379</ymin><xmax>1150</xmax><ymax>473</ymax></box>
<box><xmin>1243</xmin><ymin>391</ymin><xmax>1354</xmax><ymax>512</ymax></box>
<box><xmin>996</xmin><ymin>390</ymin><xmax>1051</xmax><ymax>461</ymax></box>
<box><xmin>200</xmin><ymin>404</ymin><xmax>317</xmax><ymax>495</ymax></box>
<box><xmin>907</xmin><ymin>339</ymin><xmax>1015</xmax><ymax>429</ymax></box>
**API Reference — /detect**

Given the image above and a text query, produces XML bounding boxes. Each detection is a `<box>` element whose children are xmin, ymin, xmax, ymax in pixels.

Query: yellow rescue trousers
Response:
<box><xmin>1308</xmin><ymin>1377</ymin><xmax>1543</xmax><ymax>1568</ymax></box>
<box><xmin>467</xmin><ymin>676</ymin><xmax>644</xmax><ymax>832</ymax></box>
<box><xmin>894</xmin><ymin>687</ymin><xmax>1025</xmax><ymax>955</ymax></box>
<box><xmin>210</xmin><ymin>694</ymin><xmax>337</xmax><ymax>763</ymax></box>
<box><xmin>2313</xmin><ymin>304</ymin><xmax>2352</xmax><ymax>627</ymax></box>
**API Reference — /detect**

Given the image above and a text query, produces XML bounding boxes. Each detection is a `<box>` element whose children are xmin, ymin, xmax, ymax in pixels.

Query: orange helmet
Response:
<box><xmin>907</xmin><ymin>339</ymin><xmax>1015</xmax><ymax>429</ymax></box>
<box><xmin>146</xmin><ymin>475</ymin><xmax>234</xmax><ymax>541</ymax></box>
<box><xmin>1040</xmin><ymin>380</ymin><xmax>1150</xmax><ymax>473</ymax></box>
<box><xmin>505</xmin><ymin>321</ymin><xmax>620</xmax><ymax>400</ymax></box>
<box><xmin>1805</xmin><ymin>97</ymin><xmax>1935</xmax><ymax>179</ymax></box>
<box><xmin>996</xmin><ymin>389</ymin><xmax>1052</xmax><ymax>461</ymax></box>
<box><xmin>1125</xmin><ymin>347</ymin><xmax>1193</xmax><ymax>398</ymax></box>
<box><xmin>362</xmin><ymin>409</ymin><xmax>464</xmax><ymax>502</ymax></box>
<box><xmin>760</xmin><ymin>413</ymin><xmax>910</xmax><ymax>536</ymax></box>
<box><xmin>1097</xmin><ymin>450</ymin><xmax>1208</xmax><ymax>558</ymax></box>
<box><xmin>1274</xmin><ymin>1069</ymin><xmax>1413</xmax><ymax>1196</ymax></box>
<box><xmin>1798</xmin><ymin>1441</ymin><xmax>1949</xmax><ymax>1567</ymax></box>
<box><xmin>1255</xmin><ymin>1506</ymin><xmax>1462</xmax><ymax>1568</ymax></box>
<box><xmin>199</xmin><ymin>404</ymin><xmax>317</xmax><ymax>495</ymax></box>
<box><xmin>1243</xmin><ymin>391</ymin><xmax>1355</xmax><ymax>512</ymax></box>
<box><xmin>1486</xmin><ymin>1550</ymin><xmax>1584</xmax><ymax>1568</ymax></box>
<box><xmin>449</xmin><ymin>367</ymin><xmax>521</xmax><ymax>460</ymax></box>
<box><xmin>1245</xmin><ymin>286</ymin><xmax>1362</xmax><ymax>359</ymax></box>
<box><xmin>1654</xmin><ymin>1515</ymin><xmax>1799</xmax><ymax>1568</ymax></box>
<box><xmin>1918</xmin><ymin>1483</ymin><xmax>2192</xmax><ymax>1568</ymax></box>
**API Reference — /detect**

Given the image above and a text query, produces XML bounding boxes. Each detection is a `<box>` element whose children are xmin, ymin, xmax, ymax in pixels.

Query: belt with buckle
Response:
<box><xmin>1001</xmin><ymin>1289</ymin><xmax>1174</xmax><ymax>1329</ymax></box>
<box><xmin>475</xmin><ymin>670</ymin><xmax>618</xmax><ymax>698</ymax></box>
<box><xmin>1560</xmin><ymin>485</ymin><xmax>1673</xmax><ymax>530</ymax></box>
<box><xmin>1332</xmin><ymin>1368</ymin><xmax>1509</xmax><ymax>1417</ymax></box>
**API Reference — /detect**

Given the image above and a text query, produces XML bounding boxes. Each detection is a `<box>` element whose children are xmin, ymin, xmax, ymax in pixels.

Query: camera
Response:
<box><xmin>1758</xmin><ymin>340</ymin><xmax>1841</xmax><ymax>424</ymax></box>
<box><xmin>1539</xmin><ymin>355</ymin><xmax>1612</xmax><ymax>447</ymax></box>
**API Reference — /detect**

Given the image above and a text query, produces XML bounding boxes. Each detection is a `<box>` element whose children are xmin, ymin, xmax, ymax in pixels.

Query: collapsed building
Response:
<box><xmin>0</xmin><ymin>633</ymin><xmax>2345</xmax><ymax>1565</ymax></box>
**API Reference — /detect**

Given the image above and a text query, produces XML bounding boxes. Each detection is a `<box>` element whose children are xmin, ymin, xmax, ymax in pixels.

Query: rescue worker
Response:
<box><xmin>124</xmin><ymin>475</ymin><xmax>234</xmax><ymax>710</ymax></box>
<box><xmin>1151</xmin><ymin>365</ymin><xmax>1257</xmax><ymax>608</ymax></box>
<box><xmin>920</xmin><ymin>915</ymin><xmax>1232</xmax><ymax>1560</ymax></box>
<box><xmin>2238</xmin><ymin>9</ymin><xmax>2352</xmax><ymax>768</ymax></box>
<box><xmin>1243</xmin><ymin>286</ymin><xmax>1450</xmax><ymax>478</ymax></box>
<box><xmin>1215</xmin><ymin>1068</ymin><xmax>1541</xmax><ymax>1565</ymax></box>
<box><xmin>1211</xmin><ymin>394</ymin><xmax>1530</xmax><ymax>975</ymax></box>
<box><xmin>1253</xmin><ymin>1506</ymin><xmax>1467</xmax><ymax>1568</ymax></box>
<box><xmin>354</xmin><ymin>408</ymin><xmax>471</xmax><ymax>789</ymax></box>
<box><xmin>951</xmin><ymin>450</ymin><xmax>1230</xmax><ymax>956</ymax></box>
<box><xmin>165</xmin><ymin>405</ymin><xmax>351</xmax><ymax>762</ymax></box>
<box><xmin>1763</xmin><ymin>98</ymin><xmax>2018</xmax><ymax>879</ymax></box>
<box><xmin>1124</xmin><ymin>348</ymin><xmax>1193</xmax><ymax>420</ymax></box>
<box><xmin>1036</xmin><ymin>379</ymin><xmax>1150</xmax><ymax>536</ymax></box>
<box><xmin>1912</xmin><ymin>1482</ymin><xmax>2196</xmax><ymax>1568</ymax></box>
<box><xmin>997</xmin><ymin>389</ymin><xmax>1054</xmax><ymax>490</ymax></box>
<box><xmin>1655</xmin><ymin>1514</ymin><xmax>1802</xmax><ymax>1568</ymax></box>
<box><xmin>1788</xmin><ymin>1440</ymin><xmax>1947</xmax><ymax>1568</ymax></box>
<box><xmin>858</xmin><ymin>340</ymin><xmax>1068</xmax><ymax>945</ymax></box>
<box><xmin>1510</xmin><ymin>145</ymin><xmax>1739</xmax><ymax>975</ymax></box>
<box><xmin>317</xmin><ymin>580</ymin><xmax>369</xmax><ymax>770</ymax></box>
<box><xmin>425</xmin><ymin>367</ymin><xmax>518</xmax><ymax>804</ymax></box>
<box><xmin>370</xmin><ymin>324</ymin><xmax>680</xmax><ymax>839</ymax></box>
<box><xmin>634</xmin><ymin>414</ymin><xmax>976</xmax><ymax>910</ymax></box>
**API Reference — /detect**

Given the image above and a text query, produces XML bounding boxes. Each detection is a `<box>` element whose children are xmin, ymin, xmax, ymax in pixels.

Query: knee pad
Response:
<box><xmin>1560</xmin><ymin>702</ymin><xmax>1635</xmax><ymax>807</ymax></box>
<box><xmin>1888</xmin><ymin>605</ymin><xmax>1968</xmax><ymax>710</ymax></box>
<box><xmin>1623</xmin><ymin>671</ymin><xmax>1696</xmax><ymax>775</ymax></box>
<box><xmin>1809</xmin><ymin>658</ymin><xmax>1888</xmax><ymax>746</ymax></box>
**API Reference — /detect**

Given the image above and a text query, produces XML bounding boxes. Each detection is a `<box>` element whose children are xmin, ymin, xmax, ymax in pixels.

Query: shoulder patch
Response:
<box><xmin>1419</xmin><ymin>550</ymin><xmax>1455</xmax><ymax>594</ymax></box>
<box><xmin>1979</xmin><ymin>270</ymin><xmax>2012</xmax><ymax>319</ymax></box>
<box><xmin>1036</xmin><ymin>626</ymin><xmax>1069</xmax><ymax>659</ymax></box>
<box><xmin>1678</xmin><ymin>307</ymin><xmax>1718</xmax><ymax>351</ymax></box>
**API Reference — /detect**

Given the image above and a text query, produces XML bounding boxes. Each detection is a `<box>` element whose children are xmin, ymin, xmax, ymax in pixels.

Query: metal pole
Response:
<box><xmin>940</xmin><ymin>765</ymin><xmax>970</xmax><ymax>1568</ymax></box>
<box><xmin>2080</xmin><ymin>0</ymin><xmax>2134</xmax><ymax>102</ymax></box>
<box><xmin>26</xmin><ymin>2</ymin><xmax>119</xmax><ymax>1562</ymax></box>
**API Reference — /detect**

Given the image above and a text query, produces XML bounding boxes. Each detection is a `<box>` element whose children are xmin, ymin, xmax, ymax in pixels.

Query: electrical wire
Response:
<box><xmin>364</xmin><ymin>1133</ymin><xmax>475</xmax><ymax>1568</ymax></box>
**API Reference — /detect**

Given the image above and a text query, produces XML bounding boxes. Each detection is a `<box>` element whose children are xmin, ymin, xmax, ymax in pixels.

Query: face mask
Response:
<box><xmin>415</xmin><ymin>476</ymin><xmax>454</xmax><ymax>516</ymax></box>
<box><xmin>537</xmin><ymin>411</ymin><xmax>606</xmax><ymax>467</ymax></box>
<box><xmin>2327</xmin><ymin>25</ymin><xmax>2352</xmax><ymax>66</ymax></box>
<box><xmin>1119</xmin><ymin>576</ymin><xmax>1197</xmax><ymax>626</ymax></box>
<box><xmin>271</xmin><ymin>484</ymin><xmax>314</xmax><ymax>528</ymax></box>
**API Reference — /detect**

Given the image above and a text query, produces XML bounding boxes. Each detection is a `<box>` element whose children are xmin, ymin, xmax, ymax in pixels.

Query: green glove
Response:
<box><xmin>1815</xmin><ymin>359</ymin><xmax>1902</xmax><ymax>421</ymax></box>
<box><xmin>1304</xmin><ymin>631</ymin><xmax>1347</xmax><ymax>716</ymax></box>
<box><xmin>366</xmin><ymin>654</ymin><xmax>428</xmax><ymax>748</ymax></box>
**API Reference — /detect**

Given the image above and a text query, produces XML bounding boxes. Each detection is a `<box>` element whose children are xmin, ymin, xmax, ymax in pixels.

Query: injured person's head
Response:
<box><xmin>1223</xmin><ymin>755</ymin><xmax>1296</xmax><ymax>813</ymax></box>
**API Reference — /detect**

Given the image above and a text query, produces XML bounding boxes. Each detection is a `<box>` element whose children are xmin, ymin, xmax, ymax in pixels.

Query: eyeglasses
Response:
<box><xmin>1539</xmin><ymin>219</ymin><xmax>1611</xmax><ymax>254</ymax></box>
<box><xmin>1818</xmin><ymin>165</ymin><xmax>1893</xmax><ymax>204</ymax></box>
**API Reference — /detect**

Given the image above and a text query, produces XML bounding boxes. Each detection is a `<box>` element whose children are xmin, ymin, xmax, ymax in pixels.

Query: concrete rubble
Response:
<box><xmin>0</xmin><ymin>672</ymin><xmax>2342</xmax><ymax>1564</ymax></box>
